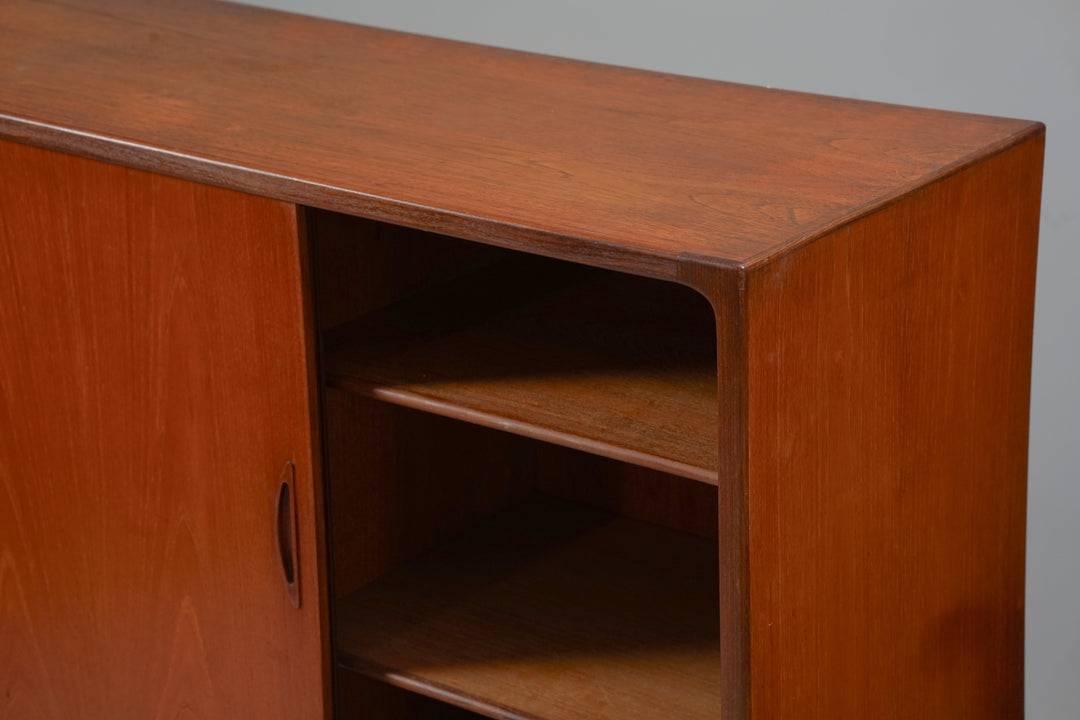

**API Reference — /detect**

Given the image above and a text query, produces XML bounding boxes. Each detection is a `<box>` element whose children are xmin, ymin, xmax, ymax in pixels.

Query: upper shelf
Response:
<box><xmin>325</xmin><ymin>256</ymin><xmax>719</xmax><ymax>484</ymax></box>
<box><xmin>0</xmin><ymin>0</ymin><xmax>1042</xmax><ymax>276</ymax></box>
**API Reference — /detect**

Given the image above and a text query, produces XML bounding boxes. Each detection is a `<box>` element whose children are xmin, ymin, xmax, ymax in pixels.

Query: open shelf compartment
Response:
<box><xmin>316</xmin><ymin>212</ymin><xmax>719</xmax><ymax>485</ymax></box>
<box><xmin>335</xmin><ymin>495</ymin><xmax>721</xmax><ymax>720</ymax></box>
<box><xmin>312</xmin><ymin>211</ymin><xmax>724</xmax><ymax>720</ymax></box>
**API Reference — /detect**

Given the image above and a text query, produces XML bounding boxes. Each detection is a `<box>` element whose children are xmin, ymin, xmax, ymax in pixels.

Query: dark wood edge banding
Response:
<box><xmin>0</xmin><ymin>114</ymin><xmax>681</xmax><ymax>282</ymax></box>
<box><xmin>678</xmin><ymin>257</ymin><xmax>750</xmax><ymax>720</ymax></box>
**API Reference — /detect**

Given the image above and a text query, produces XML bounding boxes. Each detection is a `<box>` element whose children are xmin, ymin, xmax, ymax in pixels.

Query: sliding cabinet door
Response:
<box><xmin>0</xmin><ymin>141</ymin><xmax>328</xmax><ymax>719</ymax></box>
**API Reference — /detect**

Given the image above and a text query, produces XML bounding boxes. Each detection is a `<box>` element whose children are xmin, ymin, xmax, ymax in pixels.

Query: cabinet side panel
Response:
<box><xmin>745</xmin><ymin>135</ymin><xmax>1043</xmax><ymax>719</ymax></box>
<box><xmin>0</xmin><ymin>141</ymin><xmax>327</xmax><ymax>718</ymax></box>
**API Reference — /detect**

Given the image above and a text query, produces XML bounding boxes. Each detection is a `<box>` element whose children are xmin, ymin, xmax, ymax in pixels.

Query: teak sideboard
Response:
<box><xmin>0</xmin><ymin>1</ymin><xmax>1044</xmax><ymax>719</ymax></box>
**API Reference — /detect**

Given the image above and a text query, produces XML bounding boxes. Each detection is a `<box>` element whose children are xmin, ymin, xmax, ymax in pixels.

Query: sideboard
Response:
<box><xmin>0</xmin><ymin>1</ymin><xmax>1044</xmax><ymax>718</ymax></box>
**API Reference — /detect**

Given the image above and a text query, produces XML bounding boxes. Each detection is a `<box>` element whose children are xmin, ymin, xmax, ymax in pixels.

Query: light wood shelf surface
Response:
<box><xmin>326</xmin><ymin>258</ymin><xmax>719</xmax><ymax>484</ymax></box>
<box><xmin>336</xmin><ymin>496</ymin><xmax>721</xmax><ymax>720</ymax></box>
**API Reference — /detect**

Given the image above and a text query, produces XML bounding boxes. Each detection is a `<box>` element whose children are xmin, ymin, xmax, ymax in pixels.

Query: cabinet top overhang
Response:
<box><xmin>0</xmin><ymin>0</ymin><xmax>1042</xmax><ymax>277</ymax></box>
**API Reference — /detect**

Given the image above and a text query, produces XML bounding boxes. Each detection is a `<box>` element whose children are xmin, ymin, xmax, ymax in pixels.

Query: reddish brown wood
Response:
<box><xmin>680</xmin><ymin>259</ymin><xmax>750</xmax><ymax>720</ymax></box>
<box><xmin>0</xmin><ymin>0</ymin><xmax>1040</xmax><ymax>278</ymax></box>
<box><xmin>534</xmin><ymin>444</ymin><xmax>720</xmax><ymax>541</ymax></box>
<box><xmin>728</xmin><ymin>133</ymin><xmax>1043</xmax><ymax>719</ymax></box>
<box><xmin>310</xmin><ymin>212</ymin><xmax>500</xmax><ymax>333</ymax></box>
<box><xmin>322</xmin><ymin>389</ymin><xmax>536</xmax><ymax>600</ymax></box>
<box><xmin>0</xmin><ymin>3</ymin><xmax>1047</xmax><ymax>719</ymax></box>
<box><xmin>325</xmin><ymin>255</ymin><xmax>718</xmax><ymax>483</ymax></box>
<box><xmin>0</xmin><ymin>140</ymin><xmax>329</xmax><ymax>718</ymax></box>
<box><xmin>335</xmin><ymin>496</ymin><xmax>721</xmax><ymax>720</ymax></box>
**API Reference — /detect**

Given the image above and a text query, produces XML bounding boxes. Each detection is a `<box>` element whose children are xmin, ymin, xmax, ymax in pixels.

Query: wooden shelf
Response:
<box><xmin>324</xmin><ymin>257</ymin><xmax>719</xmax><ymax>484</ymax></box>
<box><xmin>335</xmin><ymin>496</ymin><xmax>721</xmax><ymax>720</ymax></box>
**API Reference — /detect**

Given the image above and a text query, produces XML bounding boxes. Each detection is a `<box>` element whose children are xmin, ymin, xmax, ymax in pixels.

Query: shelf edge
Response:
<box><xmin>325</xmin><ymin>374</ymin><xmax>720</xmax><ymax>486</ymax></box>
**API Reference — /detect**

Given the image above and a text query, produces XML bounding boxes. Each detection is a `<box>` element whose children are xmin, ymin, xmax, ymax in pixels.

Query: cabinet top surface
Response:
<box><xmin>0</xmin><ymin>0</ymin><xmax>1040</xmax><ymax>275</ymax></box>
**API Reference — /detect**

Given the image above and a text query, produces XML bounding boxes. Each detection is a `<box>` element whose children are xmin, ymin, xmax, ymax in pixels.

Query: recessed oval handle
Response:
<box><xmin>275</xmin><ymin>461</ymin><xmax>301</xmax><ymax>609</ymax></box>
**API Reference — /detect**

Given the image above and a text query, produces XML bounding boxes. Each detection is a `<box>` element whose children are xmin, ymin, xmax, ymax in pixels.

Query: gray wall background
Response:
<box><xmin>243</xmin><ymin>1</ymin><xmax>1078</xmax><ymax>715</ymax></box>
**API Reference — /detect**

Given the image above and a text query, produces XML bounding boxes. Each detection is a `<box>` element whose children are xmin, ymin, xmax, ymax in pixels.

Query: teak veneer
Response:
<box><xmin>0</xmin><ymin>1</ymin><xmax>1044</xmax><ymax>719</ymax></box>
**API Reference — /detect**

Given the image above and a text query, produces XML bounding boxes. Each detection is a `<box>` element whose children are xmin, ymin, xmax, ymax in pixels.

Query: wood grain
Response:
<box><xmin>0</xmin><ymin>140</ymin><xmax>328</xmax><ymax>719</ymax></box>
<box><xmin>734</xmin><ymin>132</ymin><xmax>1044</xmax><ymax>718</ymax></box>
<box><xmin>310</xmin><ymin>211</ymin><xmax>500</xmax><ymax>333</ymax></box>
<box><xmin>336</xmin><ymin>496</ymin><xmax>721</xmax><ymax>720</ymax></box>
<box><xmin>322</xmin><ymin>389</ymin><xmax>536</xmax><ymax>601</ymax></box>
<box><xmin>534</xmin><ymin>443</ymin><xmax>719</xmax><ymax>541</ymax></box>
<box><xmin>0</xmin><ymin>0</ymin><xmax>1040</xmax><ymax>277</ymax></box>
<box><xmin>0</xmin><ymin>3</ymin><xmax>1048</xmax><ymax>719</ymax></box>
<box><xmin>325</xmin><ymin>255</ymin><xmax>718</xmax><ymax>483</ymax></box>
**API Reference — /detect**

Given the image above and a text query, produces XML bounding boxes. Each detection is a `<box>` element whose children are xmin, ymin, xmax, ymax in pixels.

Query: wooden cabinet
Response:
<box><xmin>0</xmin><ymin>1</ymin><xmax>1044</xmax><ymax>719</ymax></box>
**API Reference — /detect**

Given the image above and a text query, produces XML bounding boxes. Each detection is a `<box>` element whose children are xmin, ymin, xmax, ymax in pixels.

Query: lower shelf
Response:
<box><xmin>335</xmin><ymin>495</ymin><xmax>721</xmax><ymax>720</ymax></box>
